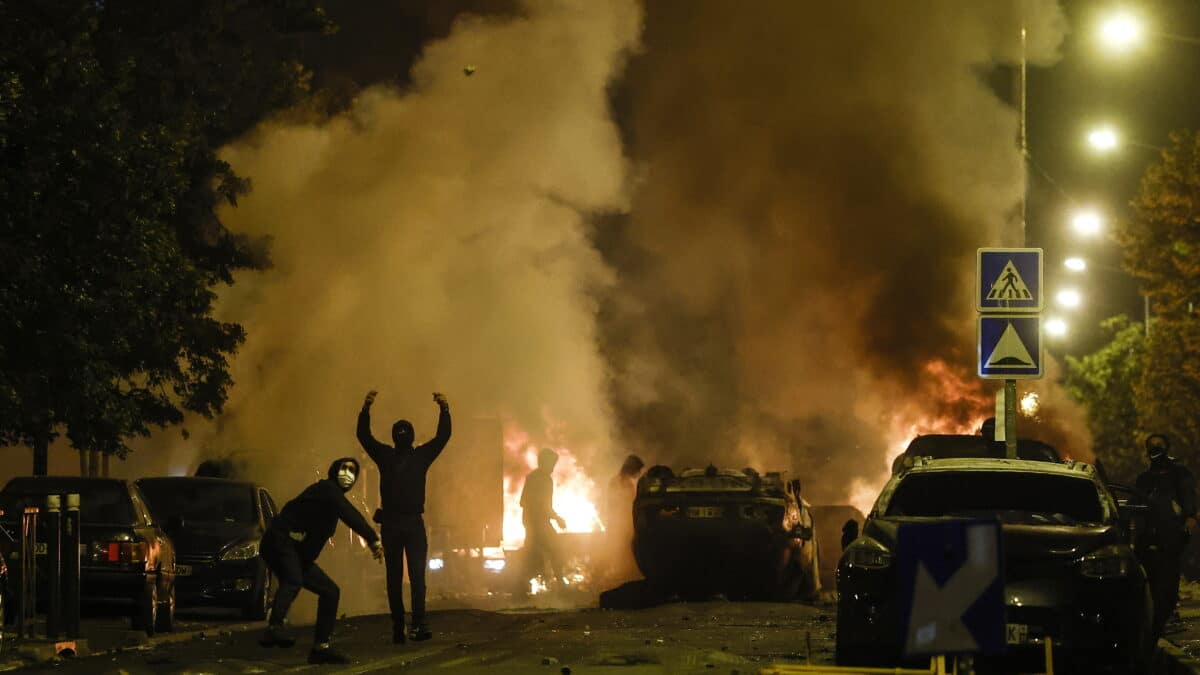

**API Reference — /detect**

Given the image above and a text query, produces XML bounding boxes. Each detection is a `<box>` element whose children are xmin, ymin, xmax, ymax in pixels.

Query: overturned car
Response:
<box><xmin>632</xmin><ymin>465</ymin><xmax>820</xmax><ymax>601</ymax></box>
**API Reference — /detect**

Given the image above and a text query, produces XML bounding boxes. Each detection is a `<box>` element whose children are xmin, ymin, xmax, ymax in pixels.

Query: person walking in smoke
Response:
<box><xmin>258</xmin><ymin>457</ymin><xmax>383</xmax><ymax>664</ymax></box>
<box><xmin>1136</xmin><ymin>433</ymin><xmax>1197</xmax><ymax>636</ymax></box>
<box><xmin>357</xmin><ymin>390</ymin><xmax>451</xmax><ymax>644</ymax></box>
<box><xmin>600</xmin><ymin>454</ymin><xmax>644</xmax><ymax>587</ymax></box>
<box><xmin>519</xmin><ymin>447</ymin><xmax>568</xmax><ymax>593</ymax></box>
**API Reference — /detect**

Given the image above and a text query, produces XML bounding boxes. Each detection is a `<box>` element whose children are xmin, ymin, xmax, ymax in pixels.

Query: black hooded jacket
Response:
<box><xmin>268</xmin><ymin>457</ymin><xmax>379</xmax><ymax>562</ymax></box>
<box><xmin>357</xmin><ymin>403</ymin><xmax>451</xmax><ymax>516</ymax></box>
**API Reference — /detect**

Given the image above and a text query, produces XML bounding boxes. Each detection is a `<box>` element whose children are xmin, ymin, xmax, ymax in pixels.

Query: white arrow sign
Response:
<box><xmin>904</xmin><ymin>523</ymin><xmax>999</xmax><ymax>654</ymax></box>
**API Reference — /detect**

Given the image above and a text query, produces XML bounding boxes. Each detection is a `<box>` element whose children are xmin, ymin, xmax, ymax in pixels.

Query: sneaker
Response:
<box><xmin>393</xmin><ymin>624</ymin><xmax>407</xmax><ymax>645</ymax></box>
<box><xmin>409</xmin><ymin>624</ymin><xmax>432</xmax><ymax>642</ymax></box>
<box><xmin>308</xmin><ymin>646</ymin><xmax>351</xmax><ymax>664</ymax></box>
<box><xmin>258</xmin><ymin>625</ymin><xmax>296</xmax><ymax>648</ymax></box>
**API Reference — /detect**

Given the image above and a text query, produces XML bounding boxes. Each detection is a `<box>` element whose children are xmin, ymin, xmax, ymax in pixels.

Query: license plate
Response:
<box><xmin>176</xmin><ymin>564</ymin><xmax>192</xmax><ymax>576</ymax></box>
<box><xmin>1006</xmin><ymin>623</ymin><xmax>1029</xmax><ymax>645</ymax></box>
<box><xmin>34</xmin><ymin>542</ymin><xmax>46</xmax><ymax>555</ymax></box>
<box><xmin>686</xmin><ymin>506</ymin><xmax>723</xmax><ymax>519</ymax></box>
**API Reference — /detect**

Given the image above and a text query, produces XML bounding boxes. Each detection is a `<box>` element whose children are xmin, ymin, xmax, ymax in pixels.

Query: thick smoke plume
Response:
<box><xmin>601</xmin><ymin>0</ymin><xmax>1084</xmax><ymax>508</ymax></box>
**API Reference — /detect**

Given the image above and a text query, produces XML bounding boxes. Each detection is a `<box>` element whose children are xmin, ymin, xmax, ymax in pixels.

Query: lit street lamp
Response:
<box><xmin>1098</xmin><ymin>12</ymin><xmax>1142</xmax><ymax>52</ymax></box>
<box><xmin>1072</xmin><ymin>209</ymin><xmax>1104</xmax><ymax>237</ymax></box>
<box><xmin>1046</xmin><ymin>318</ymin><xmax>1068</xmax><ymax>337</ymax></box>
<box><xmin>1064</xmin><ymin>257</ymin><xmax>1087</xmax><ymax>272</ymax></box>
<box><xmin>1056</xmin><ymin>288</ymin><xmax>1082</xmax><ymax>309</ymax></box>
<box><xmin>1088</xmin><ymin>125</ymin><xmax>1119</xmax><ymax>152</ymax></box>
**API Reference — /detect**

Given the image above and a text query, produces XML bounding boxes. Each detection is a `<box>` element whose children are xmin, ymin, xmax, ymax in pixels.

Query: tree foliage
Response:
<box><xmin>0</xmin><ymin>1</ymin><xmax>329</xmax><ymax>470</ymax></box>
<box><xmin>1065</xmin><ymin>315</ymin><xmax>1145</xmax><ymax>484</ymax></box>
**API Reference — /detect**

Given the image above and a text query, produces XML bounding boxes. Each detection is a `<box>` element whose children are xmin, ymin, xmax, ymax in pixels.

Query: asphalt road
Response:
<box><xmin>11</xmin><ymin>600</ymin><xmax>837</xmax><ymax>674</ymax></box>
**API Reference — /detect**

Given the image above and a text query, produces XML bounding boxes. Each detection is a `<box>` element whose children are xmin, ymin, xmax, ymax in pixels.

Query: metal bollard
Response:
<box><xmin>45</xmin><ymin>495</ymin><xmax>61</xmax><ymax>639</ymax></box>
<box><xmin>18</xmin><ymin>506</ymin><xmax>38</xmax><ymax>639</ymax></box>
<box><xmin>63</xmin><ymin>493</ymin><xmax>81</xmax><ymax>639</ymax></box>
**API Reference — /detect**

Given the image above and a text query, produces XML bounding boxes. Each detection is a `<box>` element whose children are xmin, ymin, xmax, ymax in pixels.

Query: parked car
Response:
<box><xmin>0</xmin><ymin>476</ymin><xmax>177</xmax><ymax>635</ymax></box>
<box><xmin>632</xmin><ymin>465</ymin><xmax>820</xmax><ymax>601</ymax></box>
<box><xmin>837</xmin><ymin>457</ymin><xmax>1153</xmax><ymax>671</ymax></box>
<box><xmin>136</xmin><ymin>477</ymin><xmax>277</xmax><ymax>619</ymax></box>
<box><xmin>891</xmin><ymin>434</ymin><xmax>1061</xmax><ymax>474</ymax></box>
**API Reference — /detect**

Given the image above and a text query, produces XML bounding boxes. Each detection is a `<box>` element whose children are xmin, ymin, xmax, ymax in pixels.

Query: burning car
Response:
<box><xmin>632</xmin><ymin>465</ymin><xmax>820</xmax><ymax>601</ymax></box>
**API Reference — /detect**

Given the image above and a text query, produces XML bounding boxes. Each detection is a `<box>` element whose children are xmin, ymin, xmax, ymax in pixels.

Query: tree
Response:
<box><xmin>1116</xmin><ymin>129</ymin><xmax>1200</xmax><ymax>468</ymax></box>
<box><xmin>1065</xmin><ymin>315</ymin><xmax>1145</xmax><ymax>484</ymax></box>
<box><xmin>0</xmin><ymin>1</ymin><xmax>329</xmax><ymax>473</ymax></box>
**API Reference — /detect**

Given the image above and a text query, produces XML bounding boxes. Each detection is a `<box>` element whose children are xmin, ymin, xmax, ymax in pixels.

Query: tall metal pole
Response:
<box><xmin>1005</xmin><ymin>26</ymin><xmax>1027</xmax><ymax>460</ymax></box>
<box><xmin>1144</xmin><ymin>292</ymin><xmax>1152</xmax><ymax>337</ymax></box>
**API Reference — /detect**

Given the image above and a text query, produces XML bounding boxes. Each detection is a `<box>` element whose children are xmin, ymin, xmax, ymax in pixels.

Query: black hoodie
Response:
<box><xmin>269</xmin><ymin>457</ymin><xmax>379</xmax><ymax>562</ymax></box>
<box><xmin>357</xmin><ymin>403</ymin><xmax>451</xmax><ymax>516</ymax></box>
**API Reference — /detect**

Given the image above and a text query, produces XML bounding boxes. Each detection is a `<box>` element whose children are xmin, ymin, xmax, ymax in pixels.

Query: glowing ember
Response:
<box><xmin>1020</xmin><ymin>391</ymin><xmax>1040</xmax><ymax>417</ymax></box>
<box><xmin>501</xmin><ymin>423</ymin><xmax>603</xmax><ymax>549</ymax></box>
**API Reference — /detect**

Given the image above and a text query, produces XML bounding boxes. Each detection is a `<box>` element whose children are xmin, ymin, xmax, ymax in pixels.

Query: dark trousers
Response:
<box><xmin>262</xmin><ymin>532</ymin><xmax>339</xmax><ymax>644</ymax></box>
<box><xmin>382</xmin><ymin>514</ymin><xmax>428</xmax><ymax>628</ymax></box>
<box><xmin>521</xmin><ymin>517</ymin><xmax>561</xmax><ymax>585</ymax></box>
<box><xmin>1141</xmin><ymin>536</ymin><xmax>1184</xmax><ymax>636</ymax></box>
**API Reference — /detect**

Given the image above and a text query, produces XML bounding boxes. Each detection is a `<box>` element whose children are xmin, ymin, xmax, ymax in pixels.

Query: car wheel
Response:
<box><xmin>242</xmin><ymin>570</ymin><xmax>272</xmax><ymax>621</ymax></box>
<box><xmin>155</xmin><ymin>581</ymin><xmax>175</xmax><ymax>633</ymax></box>
<box><xmin>132</xmin><ymin>580</ymin><xmax>158</xmax><ymax>637</ymax></box>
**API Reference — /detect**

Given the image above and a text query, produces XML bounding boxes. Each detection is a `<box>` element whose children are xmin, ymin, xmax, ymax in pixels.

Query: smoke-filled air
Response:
<box><xmin>115</xmin><ymin>0</ymin><xmax>1093</xmax><ymax>612</ymax></box>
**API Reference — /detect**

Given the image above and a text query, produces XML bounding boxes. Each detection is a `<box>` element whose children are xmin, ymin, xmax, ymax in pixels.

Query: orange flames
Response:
<box><xmin>500</xmin><ymin>423</ymin><xmax>603</xmax><ymax>550</ymax></box>
<box><xmin>847</xmin><ymin>359</ymin><xmax>992</xmax><ymax>514</ymax></box>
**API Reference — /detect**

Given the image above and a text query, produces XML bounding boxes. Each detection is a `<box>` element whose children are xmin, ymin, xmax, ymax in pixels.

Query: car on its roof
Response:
<box><xmin>890</xmin><ymin>434</ymin><xmax>1061</xmax><ymax>474</ymax></box>
<box><xmin>837</xmin><ymin>457</ymin><xmax>1152</xmax><ymax>671</ymax></box>
<box><xmin>633</xmin><ymin>465</ymin><xmax>820</xmax><ymax>601</ymax></box>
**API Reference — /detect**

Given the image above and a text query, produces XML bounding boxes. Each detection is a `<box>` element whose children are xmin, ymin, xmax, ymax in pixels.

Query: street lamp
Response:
<box><xmin>1064</xmin><ymin>257</ymin><xmax>1087</xmax><ymax>272</ymax></box>
<box><xmin>1046</xmin><ymin>318</ymin><xmax>1068</xmax><ymax>337</ymax></box>
<box><xmin>1088</xmin><ymin>125</ymin><xmax>1120</xmax><ymax>152</ymax></box>
<box><xmin>1072</xmin><ymin>209</ymin><xmax>1104</xmax><ymax>237</ymax></box>
<box><xmin>1056</xmin><ymin>288</ymin><xmax>1082</xmax><ymax>309</ymax></box>
<box><xmin>1098</xmin><ymin>12</ymin><xmax>1142</xmax><ymax>52</ymax></box>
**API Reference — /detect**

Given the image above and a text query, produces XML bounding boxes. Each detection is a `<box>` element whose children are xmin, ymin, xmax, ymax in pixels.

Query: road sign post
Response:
<box><xmin>977</xmin><ymin>248</ymin><xmax>1043</xmax><ymax>460</ymax></box>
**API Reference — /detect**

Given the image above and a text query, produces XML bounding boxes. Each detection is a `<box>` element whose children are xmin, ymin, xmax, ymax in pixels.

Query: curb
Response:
<box><xmin>1161</xmin><ymin>638</ymin><xmax>1200</xmax><ymax>675</ymax></box>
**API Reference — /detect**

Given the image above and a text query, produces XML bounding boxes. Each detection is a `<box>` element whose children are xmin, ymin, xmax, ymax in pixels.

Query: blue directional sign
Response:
<box><xmin>977</xmin><ymin>248</ymin><xmax>1043</xmax><ymax>313</ymax></box>
<box><xmin>978</xmin><ymin>316</ymin><xmax>1042</xmax><ymax>379</ymax></box>
<box><xmin>898</xmin><ymin>520</ymin><xmax>1006</xmax><ymax>658</ymax></box>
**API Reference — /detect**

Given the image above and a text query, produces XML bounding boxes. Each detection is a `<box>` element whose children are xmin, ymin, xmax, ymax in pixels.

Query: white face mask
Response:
<box><xmin>337</xmin><ymin>464</ymin><xmax>357</xmax><ymax>489</ymax></box>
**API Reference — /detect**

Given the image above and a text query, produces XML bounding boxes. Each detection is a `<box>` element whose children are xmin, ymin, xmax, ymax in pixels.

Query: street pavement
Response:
<box><xmin>7</xmin><ymin>597</ymin><xmax>837</xmax><ymax>674</ymax></box>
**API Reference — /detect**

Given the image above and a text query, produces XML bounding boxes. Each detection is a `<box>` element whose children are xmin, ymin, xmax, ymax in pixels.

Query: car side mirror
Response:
<box><xmin>165</xmin><ymin>515</ymin><xmax>186</xmax><ymax>533</ymax></box>
<box><xmin>790</xmin><ymin>524</ymin><xmax>813</xmax><ymax>541</ymax></box>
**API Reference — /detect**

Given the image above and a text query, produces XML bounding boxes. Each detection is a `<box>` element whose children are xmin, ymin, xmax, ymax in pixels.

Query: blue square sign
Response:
<box><xmin>977</xmin><ymin>248</ymin><xmax>1042</xmax><ymax>313</ymax></box>
<box><xmin>978</xmin><ymin>316</ymin><xmax>1042</xmax><ymax>379</ymax></box>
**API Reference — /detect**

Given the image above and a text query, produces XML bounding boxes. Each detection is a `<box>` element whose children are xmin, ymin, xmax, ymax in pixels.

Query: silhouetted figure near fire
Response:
<box><xmin>519</xmin><ymin>448</ymin><xmax>567</xmax><ymax>592</ymax></box>
<box><xmin>358</xmin><ymin>390</ymin><xmax>451</xmax><ymax>644</ymax></box>
<box><xmin>258</xmin><ymin>458</ymin><xmax>383</xmax><ymax>664</ymax></box>
<box><xmin>600</xmin><ymin>454</ymin><xmax>644</xmax><ymax>587</ymax></box>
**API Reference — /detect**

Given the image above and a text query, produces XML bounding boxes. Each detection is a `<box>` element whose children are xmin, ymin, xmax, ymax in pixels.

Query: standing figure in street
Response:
<box><xmin>259</xmin><ymin>458</ymin><xmax>383</xmax><ymax>664</ymax></box>
<box><xmin>357</xmin><ymin>390</ymin><xmax>451</xmax><ymax>644</ymax></box>
<box><xmin>1136</xmin><ymin>433</ymin><xmax>1197</xmax><ymax>636</ymax></box>
<box><xmin>520</xmin><ymin>448</ymin><xmax>567</xmax><ymax>592</ymax></box>
<box><xmin>600</xmin><ymin>454</ymin><xmax>644</xmax><ymax>587</ymax></box>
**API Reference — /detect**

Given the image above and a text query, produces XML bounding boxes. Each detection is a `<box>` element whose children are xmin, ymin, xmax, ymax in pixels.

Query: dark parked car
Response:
<box><xmin>837</xmin><ymin>457</ymin><xmax>1153</xmax><ymax>671</ymax></box>
<box><xmin>891</xmin><ymin>434</ymin><xmax>1061</xmax><ymax>475</ymax></box>
<box><xmin>0</xmin><ymin>477</ymin><xmax>177</xmax><ymax>635</ymax></box>
<box><xmin>632</xmin><ymin>465</ymin><xmax>820</xmax><ymax>601</ymax></box>
<box><xmin>136</xmin><ymin>477</ymin><xmax>277</xmax><ymax>619</ymax></box>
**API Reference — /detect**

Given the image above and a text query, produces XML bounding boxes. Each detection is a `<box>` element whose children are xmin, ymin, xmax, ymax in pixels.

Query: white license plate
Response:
<box><xmin>1006</xmin><ymin>623</ymin><xmax>1029</xmax><ymax>645</ymax></box>
<box><xmin>686</xmin><ymin>506</ymin><xmax>723</xmax><ymax>519</ymax></box>
<box><xmin>176</xmin><ymin>564</ymin><xmax>192</xmax><ymax>576</ymax></box>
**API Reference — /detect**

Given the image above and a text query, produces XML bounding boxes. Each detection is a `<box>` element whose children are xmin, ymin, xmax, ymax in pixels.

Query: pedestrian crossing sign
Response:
<box><xmin>977</xmin><ymin>248</ymin><xmax>1042</xmax><ymax>313</ymax></box>
<box><xmin>978</xmin><ymin>316</ymin><xmax>1042</xmax><ymax>379</ymax></box>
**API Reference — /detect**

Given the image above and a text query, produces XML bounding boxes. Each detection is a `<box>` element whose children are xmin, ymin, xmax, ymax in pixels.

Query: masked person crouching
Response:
<box><xmin>259</xmin><ymin>458</ymin><xmax>383</xmax><ymax>664</ymax></box>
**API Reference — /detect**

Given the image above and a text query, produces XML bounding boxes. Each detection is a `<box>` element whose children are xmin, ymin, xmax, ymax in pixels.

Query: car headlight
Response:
<box><xmin>844</xmin><ymin>538</ymin><xmax>893</xmax><ymax>569</ymax></box>
<box><xmin>220</xmin><ymin>539</ymin><xmax>260</xmax><ymax>561</ymax></box>
<box><xmin>1079</xmin><ymin>546</ymin><xmax>1132</xmax><ymax>579</ymax></box>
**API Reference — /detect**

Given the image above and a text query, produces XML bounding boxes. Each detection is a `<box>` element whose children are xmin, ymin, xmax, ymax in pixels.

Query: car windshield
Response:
<box><xmin>885</xmin><ymin>471</ymin><xmax>1106</xmax><ymax>525</ymax></box>
<box><xmin>1</xmin><ymin>483</ymin><xmax>136</xmax><ymax>525</ymax></box>
<box><xmin>138</xmin><ymin>481</ymin><xmax>256</xmax><ymax>525</ymax></box>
